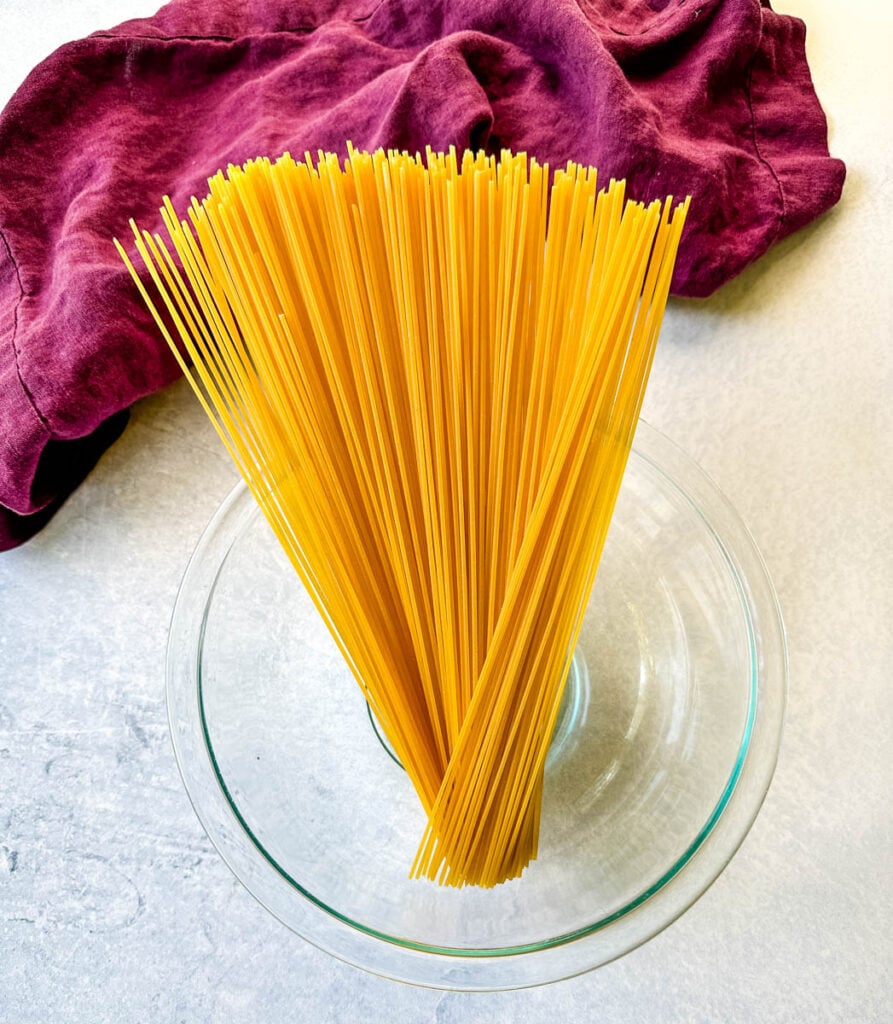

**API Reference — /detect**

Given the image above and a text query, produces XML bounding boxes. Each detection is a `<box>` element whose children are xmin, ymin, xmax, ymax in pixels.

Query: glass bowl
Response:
<box><xmin>166</xmin><ymin>421</ymin><xmax>786</xmax><ymax>990</ymax></box>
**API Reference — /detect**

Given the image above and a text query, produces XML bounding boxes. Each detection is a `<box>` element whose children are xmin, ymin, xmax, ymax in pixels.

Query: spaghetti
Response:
<box><xmin>116</xmin><ymin>147</ymin><xmax>688</xmax><ymax>887</ymax></box>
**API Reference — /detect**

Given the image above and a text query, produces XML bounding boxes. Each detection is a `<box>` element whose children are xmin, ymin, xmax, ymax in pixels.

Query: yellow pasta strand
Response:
<box><xmin>116</xmin><ymin>148</ymin><xmax>688</xmax><ymax>887</ymax></box>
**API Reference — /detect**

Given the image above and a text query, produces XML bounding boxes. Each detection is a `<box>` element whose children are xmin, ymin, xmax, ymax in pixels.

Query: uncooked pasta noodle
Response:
<box><xmin>116</xmin><ymin>147</ymin><xmax>688</xmax><ymax>887</ymax></box>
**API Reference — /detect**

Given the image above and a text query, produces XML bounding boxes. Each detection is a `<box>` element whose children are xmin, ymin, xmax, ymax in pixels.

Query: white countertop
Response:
<box><xmin>1</xmin><ymin>2</ymin><xmax>890</xmax><ymax>1021</ymax></box>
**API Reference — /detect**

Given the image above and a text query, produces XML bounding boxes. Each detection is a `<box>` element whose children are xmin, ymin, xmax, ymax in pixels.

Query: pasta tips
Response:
<box><xmin>117</xmin><ymin>148</ymin><xmax>688</xmax><ymax>887</ymax></box>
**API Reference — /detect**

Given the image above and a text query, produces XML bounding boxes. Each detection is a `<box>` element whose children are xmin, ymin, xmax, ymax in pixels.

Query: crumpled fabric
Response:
<box><xmin>0</xmin><ymin>0</ymin><xmax>845</xmax><ymax>549</ymax></box>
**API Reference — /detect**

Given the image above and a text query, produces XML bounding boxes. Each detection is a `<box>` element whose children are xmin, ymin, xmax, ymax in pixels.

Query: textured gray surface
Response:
<box><xmin>1</xmin><ymin>2</ymin><xmax>891</xmax><ymax>1021</ymax></box>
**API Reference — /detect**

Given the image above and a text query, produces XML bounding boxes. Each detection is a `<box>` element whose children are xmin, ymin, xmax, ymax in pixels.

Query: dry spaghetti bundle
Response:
<box><xmin>117</xmin><ymin>147</ymin><xmax>688</xmax><ymax>887</ymax></box>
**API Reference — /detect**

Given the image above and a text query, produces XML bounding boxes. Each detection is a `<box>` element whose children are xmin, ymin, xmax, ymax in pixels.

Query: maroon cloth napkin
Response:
<box><xmin>0</xmin><ymin>0</ymin><xmax>844</xmax><ymax>550</ymax></box>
